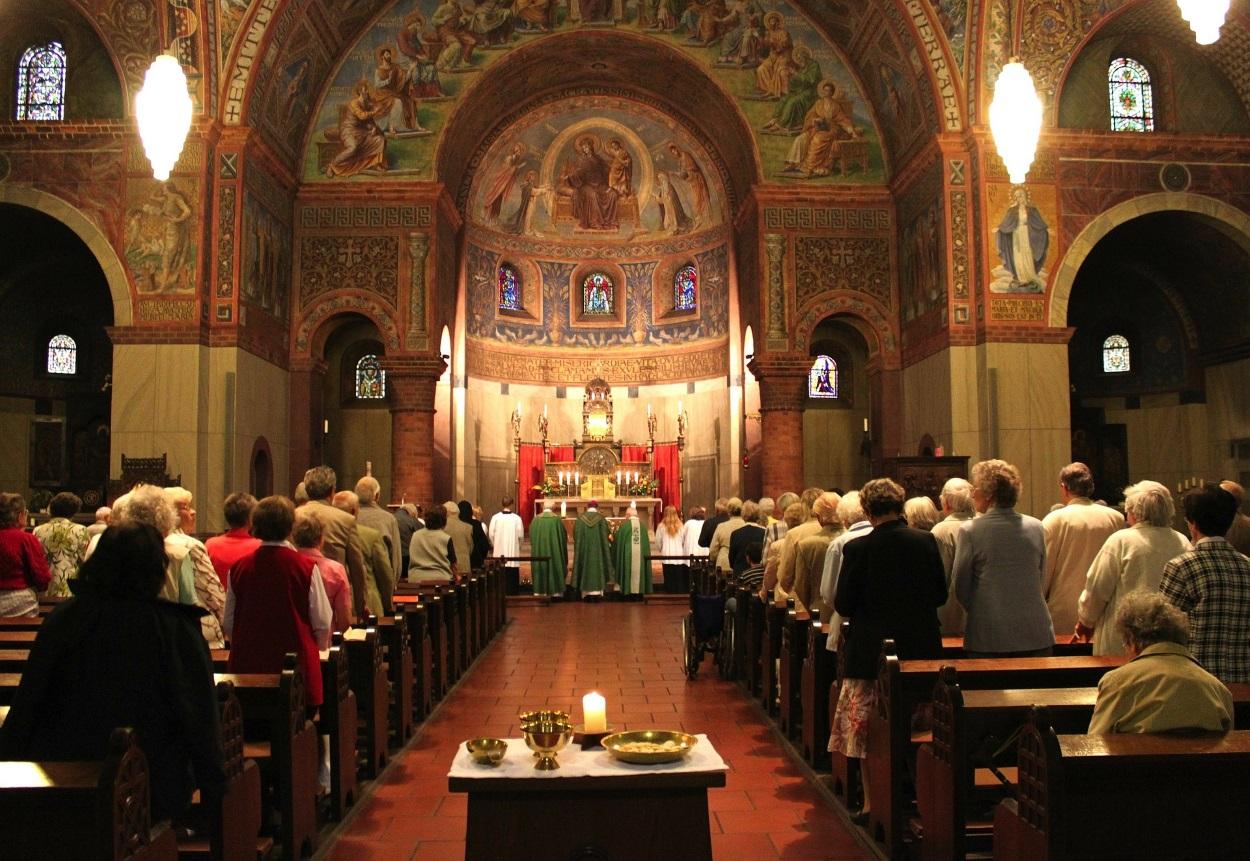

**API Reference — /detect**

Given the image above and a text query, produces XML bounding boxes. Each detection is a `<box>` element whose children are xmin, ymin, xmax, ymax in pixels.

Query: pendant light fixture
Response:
<box><xmin>989</xmin><ymin>59</ymin><xmax>1043</xmax><ymax>185</ymax></box>
<box><xmin>1176</xmin><ymin>0</ymin><xmax>1228</xmax><ymax>45</ymax></box>
<box><xmin>135</xmin><ymin>51</ymin><xmax>192</xmax><ymax>182</ymax></box>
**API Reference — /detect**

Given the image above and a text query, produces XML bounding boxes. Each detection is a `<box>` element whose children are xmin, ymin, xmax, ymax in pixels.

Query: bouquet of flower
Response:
<box><xmin>630</xmin><ymin>477</ymin><xmax>659</xmax><ymax>496</ymax></box>
<box><xmin>533</xmin><ymin>476</ymin><xmax>562</xmax><ymax>496</ymax></box>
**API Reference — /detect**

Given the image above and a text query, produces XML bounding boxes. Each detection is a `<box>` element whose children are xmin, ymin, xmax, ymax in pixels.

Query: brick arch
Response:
<box><xmin>294</xmin><ymin>299</ymin><xmax>400</xmax><ymax>359</ymax></box>
<box><xmin>0</xmin><ymin>185</ymin><xmax>132</xmax><ymax>325</ymax></box>
<box><xmin>792</xmin><ymin>292</ymin><xmax>899</xmax><ymax>367</ymax></box>
<box><xmin>1049</xmin><ymin>192</ymin><xmax>1250</xmax><ymax>328</ymax></box>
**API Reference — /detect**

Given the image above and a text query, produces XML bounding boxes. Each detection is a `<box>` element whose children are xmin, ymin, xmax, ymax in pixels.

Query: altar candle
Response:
<box><xmin>677</xmin><ymin>400</ymin><xmax>683</xmax><ymax>415</ymax></box>
<box><xmin>583</xmin><ymin>692</ymin><xmax>607</xmax><ymax>733</ymax></box>
<box><xmin>561</xmin><ymin>501</ymin><xmax>567</xmax><ymax>517</ymax></box>
<box><xmin>616</xmin><ymin>470</ymin><xmax>622</xmax><ymax>485</ymax></box>
<box><xmin>575</xmin><ymin>471</ymin><xmax>580</xmax><ymax>486</ymax></box>
<box><xmin>863</xmin><ymin>418</ymin><xmax>869</xmax><ymax>432</ymax></box>
<box><xmin>516</xmin><ymin>402</ymin><xmax>522</xmax><ymax>416</ymax></box>
<box><xmin>543</xmin><ymin>403</ymin><xmax>548</xmax><ymax>417</ymax></box>
<box><xmin>647</xmin><ymin>403</ymin><xmax>652</xmax><ymax>416</ymax></box>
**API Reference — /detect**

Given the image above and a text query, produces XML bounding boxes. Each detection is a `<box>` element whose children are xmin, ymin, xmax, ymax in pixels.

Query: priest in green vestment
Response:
<box><xmin>573</xmin><ymin>501</ymin><xmax>613</xmax><ymax>598</ymax></box>
<box><xmin>612</xmin><ymin>503</ymin><xmax>653</xmax><ymax>596</ymax></box>
<box><xmin>529</xmin><ymin>502</ymin><xmax>569</xmax><ymax>597</ymax></box>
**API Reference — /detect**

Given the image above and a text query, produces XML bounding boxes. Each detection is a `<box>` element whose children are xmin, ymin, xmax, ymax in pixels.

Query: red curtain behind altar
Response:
<box><xmin>548</xmin><ymin>445</ymin><xmax>575</xmax><ymax>463</ymax></box>
<box><xmin>621</xmin><ymin>445</ymin><xmax>649</xmax><ymax>463</ymax></box>
<box><xmin>653</xmin><ymin>443</ymin><xmax>682</xmax><ymax>514</ymax></box>
<box><xmin>518</xmin><ymin>443</ymin><xmax>546</xmax><ymax>528</ymax></box>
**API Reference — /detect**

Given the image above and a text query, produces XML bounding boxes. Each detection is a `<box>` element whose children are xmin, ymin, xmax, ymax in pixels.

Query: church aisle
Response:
<box><xmin>320</xmin><ymin>603</ymin><xmax>871</xmax><ymax>861</ymax></box>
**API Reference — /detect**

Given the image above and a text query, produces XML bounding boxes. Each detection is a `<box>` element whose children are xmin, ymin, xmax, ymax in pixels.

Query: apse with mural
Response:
<box><xmin>301</xmin><ymin>0</ymin><xmax>886</xmax><ymax>183</ymax></box>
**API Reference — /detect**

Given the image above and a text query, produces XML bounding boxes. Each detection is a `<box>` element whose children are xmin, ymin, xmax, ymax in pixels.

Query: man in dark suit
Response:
<box><xmin>698</xmin><ymin>497</ymin><xmax>729</xmax><ymax>548</ymax></box>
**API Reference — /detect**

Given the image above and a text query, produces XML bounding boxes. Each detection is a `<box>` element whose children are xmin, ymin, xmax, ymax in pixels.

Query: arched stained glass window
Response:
<box><xmin>16</xmin><ymin>41</ymin><xmax>67</xmax><ymax>121</ymax></box>
<box><xmin>674</xmin><ymin>264</ymin><xmax>697</xmax><ymax>311</ymax></box>
<box><xmin>1102</xmin><ymin>334</ymin><xmax>1131</xmax><ymax>373</ymax></box>
<box><xmin>356</xmin><ymin>354</ymin><xmax>386</xmax><ymax>398</ymax></box>
<box><xmin>808</xmin><ymin>355</ymin><xmax>838</xmax><ymax>399</ymax></box>
<box><xmin>1108</xmin><ymin>58</ymin><xmax>1153</xmax><ymax>132</ymax></box>
<box><xmin>582</xmin><ymin>272</ymin><xmax>614</xmax><ymax>315</ymax></box>
<box><xmin>498</xmin><ymin>263</ymin><xmax>522</xmax><ymax>310</ymax></box>
<box><xmin>47</xmin><ymin>334</ymin><xmax>76</xmax><ymax>375</ymax></box>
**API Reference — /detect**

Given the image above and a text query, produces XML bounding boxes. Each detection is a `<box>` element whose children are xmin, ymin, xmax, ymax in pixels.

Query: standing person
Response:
<box><xmin>1075</xmin><ymin>480</ymin><xmax>1190</xmax><ymax>655</ymax></box>
<box><xmin>792</xmin><ymin>492</ymin><xmax>843</xmax><ymax>617</ymax></box>
<box><xmin>763</xmin><ymin>501</ymin><xmax>805</xmax><ymax>600</ymax></box>
<box><xmin>408</xmin><ymin>506</ymin><xmax>457</xmax><ymax>584</ymax></box>
<box><xmin>1160</xmin><ymin>484</ymin><xmax>1250</xmax><ymax>683</ymax></box>
<box><xmin>0</xmin><ymin>522</ymin><xmax>226</xmax><ymax>823</ymax></box>
<box><xmin>164</xmin><ymin>487</ymin><xmax>227</xmax><ymax>649</ymax></box>
<box><xmin>953</xmin><ymin>459</ymin><xmax>1056</xmax><ymax>658</ymax></box>
<box><xmin>683</xmin><ymin>507</ymin><xmax>708</xmax><ymax>559</ymax></box>
<box><xmin>655</xmin><ymin>505</ymin><xmax>689</xmax><ymax>594</ymax></box>
<box><xmin>301</xmin><ymin>466</ymin><xmax>369</xmax><ymax>620</ymax></box>
<box><xmin>0</xmin><ymin>493</ymin><xmax>52</xmax><ymax>616</ymax></box>
<box><xmin>776</xmin><ymin>487</ymin><xmax>828</xmax><ymax>598</ymax></box>
<box><xmin>820</xmin><ymin>491</ymin><xmax>872</xmax><ymax>651</ymax></box>
<box><xmin>487</xmin><ymin>497</ymin><xmax>524</xmax><ymax>594</ymax></box>
<box><xmin>930</xmin><ymin>478</ymin><xmax>975</xmax><ymax>636</ymax></box>
<box><xmin>458</xmin><ymin>500</ymin><xmax>491</xmax><ymax>572</ymax></box>
<box><xmin>225</xmin><ymin>496</ymin><xmax>331</xmax><ymax>710</ymax></box>
<box><xmin>729</xmin><ymin>500</ymin><xmax>767</xmax><ymax>576</ymax></box>
<box><xmin>1218</xmin><ymin>480</ymin><xmax>1250</xmax><ymax>557</ymax></box>
<box><xmin>529</xmin><ymin>502</ymin><xmax>568</xmax><ymax>598</ymax></box>
<box><xmin>292</xmin><ymin>509</ymin><xmax>355</xmax><ymax>633</ymax></box>
<box><xmin>355</xmin><ymin>476</ymin><xmax>402</xmax><ymax>585</ymax></box>
<box><xmin>831</xmin><ymin>479</ymin><xmax>946</xmax><ymax>822</ymax></box>
<box><xmin>573</xmin><ymin>501</ymin><xmax>613</xmax><ymax>600</ymax></box>
<box><xmin>612</xmin><ymin>503</ymin><xmax>652</xmax><ymax>598</ymax></box>
<box><xmin>442</xmin><ymin>501</ymin><xmax>475</xmax><ymax>576</ymax></box>
<box><xmin>204</xmin><ymin>492</ymin><xmax>261</xmax><ymax>586</ymax></box>
<box><xmin>86</xmin><ymin>506</ymin><xmax>111</xmax><ymax>537</ymax></box>
<box><xmin>393</xmin><ymin>503</ymin><xmax>422</xmax><ymax>578</ymax></box>
<box><xmin>333</xmin><ymin>491</ymin><xmax>392</xmax><ymax>617</ymax></box>
<box><xmin>1041</xmin><ymin>462</ymin><xmax>1125</xmax><ymax>635</ymax></box>
<box><xmin>708</xmin><ymin>497</ymin><xmax>746</xmax><ymax>574</ymax></box>
<box><xmin>903</xmin><ymin>496</ymin><xmax>940</xmax><ymax>532</ymax></box>
<box><xmin>698</xmin><ymin>498</ymin><xmax>729</xmax><ymax>548</ymax></box>
<box><xmin>32</xmin><ymin>492</ymin><xmax>89</xmax><ymax>598</ymax></box>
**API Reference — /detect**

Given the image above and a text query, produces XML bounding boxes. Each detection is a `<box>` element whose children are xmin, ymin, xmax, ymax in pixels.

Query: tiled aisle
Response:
<box><xmin>321</xmin><ymin>603</ymin><xmax>873</xmax><ymax>861</ymax></box>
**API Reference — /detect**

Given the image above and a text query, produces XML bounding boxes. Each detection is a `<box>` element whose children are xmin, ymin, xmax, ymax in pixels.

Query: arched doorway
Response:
<box><xmin>321</xmin><ymin>315</ymin><xmax>394</xmax><ymax>495</ymax></box>
<box><xmin>1066</xmin><ymin>208</ymin><xmax>1250</xmax><ymax>500</ymax></box>
<box><xmin>250</xmin><ymin>437</ymin><xmax>273</xmax><ymax>497</ymax></box>
<box><xmin>0</xmin><ymin>203</ymin><xmax>114</xmax><ymax>507</ymax></box>
<box><xmin>802</xmin><ymin>316</ymin><xmax>872</xmax><ymax>493</ymax></box>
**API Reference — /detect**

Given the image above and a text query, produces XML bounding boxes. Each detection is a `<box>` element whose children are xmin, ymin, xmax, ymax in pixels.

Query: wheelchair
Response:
<box><xmin>681</xmin><ymin>559</ymin><xmax>726</xmax><ymax>680</ymax></box>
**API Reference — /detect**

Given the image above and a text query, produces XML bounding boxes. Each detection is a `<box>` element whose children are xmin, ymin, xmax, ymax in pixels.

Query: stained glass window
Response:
<box><xmin>16</xmin><ymin>42</ymin><xmax>67</xmax><ymax>121</ymax></box>
<box><xmin>47</xmin><ymin>334</ymin><xmax>76</xmax><ymax>375</ymax></box>
<box><xmin>498</xmin><ymin>263</ymin><xmax>522</xmax><ymax>311</ymax></box>
<box><xmin>808</xmin><ymin>355</ymin><xmax>838</xmax><ymax>399</ymax></box>
<box><xmin>356</xmin><ymin>354</ymin><xmax>386</xmax><ymax>398</ymax></box>
<box><xmin>582</xmin><ymin>272</ymin><xmax>614</xmax><ymax>315</ymax></box>
<box><xmin>674</xmin><ymin>264</ymin><xmax>697</xmax><ymax>312</ymax></box>
<box><xmin>1102</xmin><ymin>334</ymin><xmax>1130</xmax><ymax>373</ymax></box>
<box><xmin>1108</xmin><ymin>58</ymin><xmax>1153</xmax><ymax>133</ymax></box>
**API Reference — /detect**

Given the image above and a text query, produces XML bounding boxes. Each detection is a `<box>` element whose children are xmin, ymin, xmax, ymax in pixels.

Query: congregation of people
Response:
<box><xmin>0</xmin><ymin>457</ymin><xmax>1248</xmax><ymax>830</ymax></box>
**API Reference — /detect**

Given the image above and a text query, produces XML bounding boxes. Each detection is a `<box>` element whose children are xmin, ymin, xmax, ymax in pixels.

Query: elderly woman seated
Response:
<box><xmin>1088</xmin><ymin>589</ymin><xmax>1233</xmax><ymax>734</ymax></box>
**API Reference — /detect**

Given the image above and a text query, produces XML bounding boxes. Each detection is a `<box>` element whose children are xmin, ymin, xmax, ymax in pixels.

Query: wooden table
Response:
<box><xmin>448</xmin><ymin>738</ymin><xmax>726</xmax><ymax>861</ymax></box>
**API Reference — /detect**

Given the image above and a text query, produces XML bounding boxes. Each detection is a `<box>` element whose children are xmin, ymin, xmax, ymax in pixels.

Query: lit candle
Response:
<box><xmin>560</xmin><ymin>501</ymin><xmax>567</xmax><ymax>517</ymax></box>
<box><xmin>575</xmin><ymin>471</ymin><xmax>580</xmax><ymax>486</ymax></box>
<box><xmin>647</xmin><ymin>403</ymin><xmax>652</xmax><ymax>416</ymax></box>
<box><xmin>516</xmin><ymin>402</ymin><xmax>522</xmax><ymax>416</ymax></box>
<box><xmin>677</xmin><ymin>400</ymin><xmax>683</xmax><ymax>415</ymax></box>
<box><xmin>583</xmin><ymin>691</ymin><xmax>607</xmax><ymax>733</ymax></box>
<box><xmin>543</xmin><ymin>403</ymin><xmax>548</xmax><ymax>417</ymax></box>
<box><xmin>616</xmin><ymin>470</ymin><xmax>622</xmax><ymax>486</ymax></box>
<box><xmin>323</xmin><ymin>419</ymin><xmax>329</xmax><ymax>434</ymax></box>
<box><xmin>863</xmin><ymin>417</ymin><xmax>869</xmax><ymax>433</ymax></box>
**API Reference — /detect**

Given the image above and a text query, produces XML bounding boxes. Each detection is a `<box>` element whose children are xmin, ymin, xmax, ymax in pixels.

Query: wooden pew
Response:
<box><xmin>344</xmin><ymin>628</ymin><xmax>389</xmax><ymax>778</ymax></box>
<box><xmin>0</xmin><ymin>727</ymin><xmax>178</xmax><ymax>860</ymax></box>
<box><xmin>455</xmin><ymin>581</ymin><xmax>471</xmax><ymax>673</ymax></box>
<box><xmin>828</xmin><ymin>622</ymin><xmax>858</xmax><ymax>806</ymax></box>
<box><xmin>373</xmin><ymin>612</ymin><xmax>415</xmax><ymax>744</ymax></box>
<box><xmin>758</xmin><ymin>599</ymin><xmax>787</xmax><ymax>715</ymax></box>
<box><xmin>864</xmin><ymin>643</ymin><xmax>1123</xmax><ymax>858</ymax></box>
<box><xmin>800</xmin><ymin>611</ymin><xmax>835</xmax><ymax>770</ymax></box>
<box><xmin>318</xmin><ymin>637</ymin><xmax>357</xmax><ymax>822</ymax></box>
<box><xmin>0</xmin><ymin>616</ymin><xmax>43</xmax><ymax>631</ymax></box>
<box><xmin>215</xmin><ymin>657</ymin><xmax>319</xmax><ymax>859</ymax></box>
<box><xmin>993</xmin><ymin>710</ymin><xmax>1250</xmax><ymax>860</ymax></box>
<box><xmin>917</xmin><ymin>670</ymin><xmax>1250</xmax><ymax>860</ymax></box>
<box><xmin>724</xmin><ymin>584</ymin><xmax>748</xmax><ymax>683</ymax></box>
<box><xmin>397</xmin><ymin>598</ymin><xmax>433</xmax><ymax>720</ymax></box>
<box><xmin>779</xmin><ymin>604</ymin><xmax>810</xmax><ymax>738</ymax></box>
<box><xmin>743</xmin><ymin>593</ymin><xmax>764</xmax><ymax>698</ymax></box>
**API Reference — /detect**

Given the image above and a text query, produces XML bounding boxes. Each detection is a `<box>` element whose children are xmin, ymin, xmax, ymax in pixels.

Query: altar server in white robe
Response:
<box><xmin>487</xmin><ymin>496</ymin><xmax>525</xmax><ymax>592</ymax></box>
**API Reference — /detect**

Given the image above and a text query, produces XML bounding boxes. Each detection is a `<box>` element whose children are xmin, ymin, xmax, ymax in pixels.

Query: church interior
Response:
<box><xmin>3</xmin><ymin>0</ymin><xmax>1250</xmax><ymax>856</ymax></box>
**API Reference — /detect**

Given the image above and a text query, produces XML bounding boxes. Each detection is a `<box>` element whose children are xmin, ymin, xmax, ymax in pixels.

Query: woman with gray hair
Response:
<box><xmin>107</xmin><ymin>484</ymin><xmax>197</xmax><ymax>611</ymax></box>
<box><xmin>1088</xmin><ymin>589</ymin><xmax>1232</xmax><ymax>733</ymax></box>
<box><xmin>1075</xmin><ymin>480</ymin><xmax>1190</xmax><ymax>655</ymax></box>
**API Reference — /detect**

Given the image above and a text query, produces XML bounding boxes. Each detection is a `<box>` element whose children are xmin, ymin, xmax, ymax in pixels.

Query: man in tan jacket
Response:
<box><xmin>301</xmin><ymin>466</ymin><xmax>369</xmax><ymax>618</ymax></box>
<box><xmin>776</xmin><ymin>486</ymin><xmax>828</xmax><ymax>598</ymax></box>
<box><xmin>792</xmin><ymin>492</ymin><xmax>843</xmax><ymax>616</ymax></box>
<box><xmin>707</xmin><ymin>497</ymin><xmax>746</xmax><ymax>573</ymax></box>
<box><xmin>334</xmin><ymin>491</ymin><xmax>394</xmax><ymax>617</ymax></box>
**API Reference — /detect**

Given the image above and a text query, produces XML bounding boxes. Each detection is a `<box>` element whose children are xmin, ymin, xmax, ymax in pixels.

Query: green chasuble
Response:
<box><xmin>573</xmin><ymin>509</ymin><xmax>613</xmax><ymax>594</ymax></box>
<box><xmin>612</xmin><ymin>514</ymin><xmax>652</xmax><ymax>595</ymax></box>
<box><xmin>529</xmin><ymin>511</ymin><xmax>568</xmax><ymax>596</ymax></box>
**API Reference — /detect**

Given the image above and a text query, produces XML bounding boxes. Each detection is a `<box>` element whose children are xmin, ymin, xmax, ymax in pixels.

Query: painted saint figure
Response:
<box><xmin>560</xmin><ymin>135</ymin><xmax>620</xmax><ymax>230</ymax></box>
<box><xmin>753</xmin><ymin>12</ymin><xmax>794</xmax><ymax>99</ymax></box>
<box><xmin>142</xmin><ymin>183</ymin><xmax>192</xmax><ymax>292</ymax></box>
<box><xmin>652</xmin><ymin>170</ymin><xmax>692</xmax><ymax>235</ymax></box>
<box><xmin>763</xmin><ymin>45</ymin><xmax>820</xmax><ymax>132</ymax></box>
<box><xmin>483</xmin><ymin>142</ymin><xmax>527</xmax><ymax>222</ymax></box>
<box><xmin>326</xmin><ymin>81</ymin><xmax>387</xmax><ymax>178</ymax></box>
<box><xmin>995</xmin><ymin>187</ymin><xmax>1049</xmax><ymax>291</ymax></box>
<box><xmin>667</xmin><ymin>143</ymin><xmax>710</xmax><ymax>226</ymax></box>
<box><xmin>372</xmin><ymin>46</ymin><xmax>422</xmax><ymax>134</ymax></box>
<box><xmin>606</xmin><ymin>138</ymin><xmax>633</xmax><ymax>198</ymax></box>
<box><xmin>397</xmin><ymin>12</ymin><xmax>445</xmax><ymax>98</ymax></box>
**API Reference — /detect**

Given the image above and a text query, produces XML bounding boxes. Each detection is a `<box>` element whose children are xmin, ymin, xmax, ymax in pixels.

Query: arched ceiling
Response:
<box><xmin>219</xmin><ymin>0</ymin><xmax>952</xmax><ymax>182</ymax></box>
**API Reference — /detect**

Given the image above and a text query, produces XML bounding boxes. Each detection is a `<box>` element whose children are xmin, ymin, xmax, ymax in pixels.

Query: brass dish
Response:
<box><xmin>465</xmin><ymin>737</ymin><xmax>508</xmax><ymax>766</ymax></box>
<box><xmin>602</xmin><ymin>730</ymin><xmax>698</xmax><ymax>764</ymax></box>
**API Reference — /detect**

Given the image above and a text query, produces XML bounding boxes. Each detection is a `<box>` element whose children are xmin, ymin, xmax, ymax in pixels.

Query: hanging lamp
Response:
<box><xmin>1176</xmin><ymin>0</ymin><xmax>1228</xmax><ymax>45</ymax></box>
<box><xmin>135</xmin><ymin>51</ymin><xmax>192</xmax><ymax>182</ymax></box>
<box><xmin>989</xmin><ymin>59</ymin><xmax>1043</xmax><ymax>185</ymax></box>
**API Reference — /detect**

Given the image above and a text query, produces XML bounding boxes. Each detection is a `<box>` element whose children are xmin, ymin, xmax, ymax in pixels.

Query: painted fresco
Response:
<box><xmin>932</xmin><ymin>0</ymin><xmax>966</xmax><ymax>74</ymax></box>
<box><xmin>987</xmin><ymin>183</ymin><xmax>1056</xmax><ymax>294</ymax></box>
<box><xmin>468</xmin><ymin>97</ymin><xmax>724</xmax><ymax>240</ymax></box>
<box><xmin>241</xmin><ymin>190</ymin><xmax>292</xmax><ymax>321</ymax></box>
<box><xmin>899</xmin><ymin>196</ymin><xmax>945</xmax><ymax>322</ymax></box>
<box><xmin>123</xmin><ymin>179</ymin><xmax>198</xmax><ymax>294</ymax></box>
<box><xmin>303</xmin><ymin>0</ymin><xmax>886</xmax><ymax>183</ymax></box>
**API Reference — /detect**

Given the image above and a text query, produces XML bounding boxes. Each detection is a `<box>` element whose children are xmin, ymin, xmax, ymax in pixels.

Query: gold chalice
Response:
<box><xmin>518</xmin><ymin>709</ymin><xmax>570</xmax><ymax>728</ymax></box>
<box><xmin>522</xmin><ymin>721</ymin><xmax>571</xmax><ymax>770</ymax></box>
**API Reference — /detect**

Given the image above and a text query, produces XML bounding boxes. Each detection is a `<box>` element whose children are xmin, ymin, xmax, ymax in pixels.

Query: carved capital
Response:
<box><xmin>406</xmin><ymin>232</ymin><xmax>430</xmax><ymax>350</ymax></box>
<box><xmin>749</xmin><ymin>353</ymin><xmax>811</xmax><ymax>412</ymax></box>
<box><xmin>382</xmin><ymin>355</ymin><xmax>446</xmax><ymax>412</ymax></box>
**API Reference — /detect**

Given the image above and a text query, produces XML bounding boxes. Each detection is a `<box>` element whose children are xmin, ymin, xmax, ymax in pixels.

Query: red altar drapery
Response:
<box><xmin>518</xmin><ymin>443</ymin><xmax>546</xmax><ymax>528</ymax></box>
<box><xmin>621</xmin><ymin>445</ymin><xmax>649</xmax><ymax>463</ymax></box>
<box><xmin>548</xmin><ymin>446</ymin><xmax>575</xmax><ymax>463</ymax></box>
<box><xmin>653</xmin><ymin>443</ymin><xmax>682</xmax><ymax>514</ymax></box>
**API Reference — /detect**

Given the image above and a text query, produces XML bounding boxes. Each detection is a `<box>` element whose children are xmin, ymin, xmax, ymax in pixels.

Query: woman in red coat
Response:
<box><xmin>224</xmin><ymin>496</ymin><xmax>331</xmax><ymax>707</ymax></box>
<box><xmin>0</xmin><ymin>493</ymin><xmax>52</xmax><ymax>616</ymax></box>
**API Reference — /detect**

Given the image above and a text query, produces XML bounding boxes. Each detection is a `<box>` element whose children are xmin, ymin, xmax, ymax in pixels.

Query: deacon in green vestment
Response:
<box><xmin>573</xmin><ymin>502</ymin><xmax>613</xmax><ymax>597</ymax></box>
<box><xmin>529</xmin><ymin>504</ymin><xmax>569</xmax><ymax>597</ymax></box>
<box><xmin>612</xmin><ymin>505</ymin><xmax>653</xmax><ymax>596</ymax></box>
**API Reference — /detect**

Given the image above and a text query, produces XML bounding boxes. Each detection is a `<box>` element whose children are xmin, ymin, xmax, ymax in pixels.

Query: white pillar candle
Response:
<box><xmin>583</xmin><ymin>692</ymin><xmax>607</xmax><ymax>733</ymax></box>
<box><xmin>647</xmin><ymin>403</ymin><xmax>652</xmax><ymax>416</ymax></box>
<box><xmin>863</xmin><ymin>417</ymin><xmax>869</xmax><ymax>432</ymax></box>
<box><xmin>575</xmin><ymin>471</ymin><xmax>580</xmax><ymax>486</ymax></box>
<box><xmin>560</xmin><ymin>501</ymin><xmax>567</xmax><ymax>517</ymax></box>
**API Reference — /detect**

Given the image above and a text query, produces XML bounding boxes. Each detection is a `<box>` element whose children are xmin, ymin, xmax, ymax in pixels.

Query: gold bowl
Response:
<box><xmin>465</xmin><ymin>737</ymin><xmax>508</xmax><ymax>766</ymax></box>
<box><xmin>602</xmin><ymin>730</ymin><xmax>698</xmax><ymax>764</ymax></box>
<box><xmin>518</xmin><ymin>709</ymin><xmax>570</xmax><ymax>729</ymax></box>
<box><xmin>522</xmin><ymin>723</ymin><xmax>571</xmax><ymax>770</ymax></box>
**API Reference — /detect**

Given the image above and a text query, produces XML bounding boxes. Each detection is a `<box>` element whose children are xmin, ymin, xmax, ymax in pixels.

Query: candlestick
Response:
<box><xmin>560</xmin><ymin>501</ymin><xmax>567</xmax><ymax>517</ymax></box>
<box><xmin>583</xmin><ymin>692</ymin><xmax>607</xmax><ymax>733</ymax></box>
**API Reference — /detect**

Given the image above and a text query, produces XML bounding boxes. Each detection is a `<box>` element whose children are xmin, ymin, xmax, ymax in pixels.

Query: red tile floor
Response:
<box><xmin>318</xmin><ymin>603</ymin><xmax>873</xmax><ymax>860</ymax></box>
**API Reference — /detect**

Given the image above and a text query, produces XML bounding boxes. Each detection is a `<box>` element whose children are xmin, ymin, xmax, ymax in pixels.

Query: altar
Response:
<box><xmin>534</xmin><ymin>497</ymin><xmax>662</xmax><ymax>529</ymax></box>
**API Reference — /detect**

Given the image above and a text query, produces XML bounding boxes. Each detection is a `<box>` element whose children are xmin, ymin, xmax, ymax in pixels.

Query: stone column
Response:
<box><xmin>385</xmin><ymin>356</ymin><xmax>447</xmax><ymax>505</ymax></box>
<box><xmin>749</xmin><ymin>354</ymin><xmax>811</xmax><ymax>498</ymax></box>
